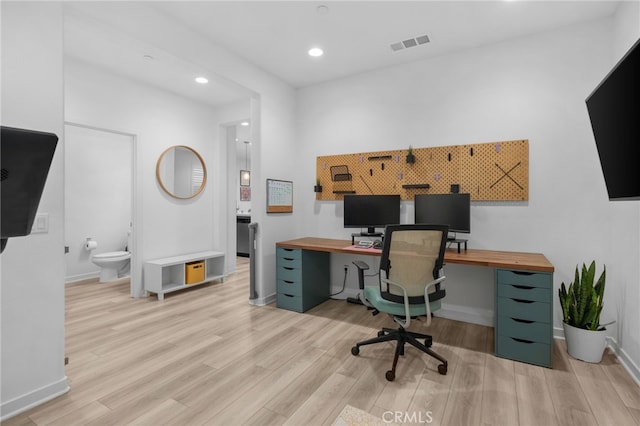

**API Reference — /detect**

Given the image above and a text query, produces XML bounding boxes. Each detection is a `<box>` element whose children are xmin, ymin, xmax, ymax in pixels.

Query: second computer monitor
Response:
<box><xmin>414</xmin><ymin>193</ymin><xmax>470</xmax><ymax>234</ymax></box>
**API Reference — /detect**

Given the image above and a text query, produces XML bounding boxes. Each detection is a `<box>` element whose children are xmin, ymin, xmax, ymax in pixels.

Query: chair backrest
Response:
<box><xmin>379</xmin><ymin>224</ymin><xmax>449</xmax><ymax>305</ymax></box>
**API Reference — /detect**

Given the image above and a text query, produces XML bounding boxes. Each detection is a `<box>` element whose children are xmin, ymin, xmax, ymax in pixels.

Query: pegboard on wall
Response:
<box><xmin>316</xmin><ymin>139</ymin><xmax>528</xmax><ymax>201</ymax></box>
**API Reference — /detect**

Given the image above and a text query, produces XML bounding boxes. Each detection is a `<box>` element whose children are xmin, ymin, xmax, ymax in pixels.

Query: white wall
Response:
<box><xmin>64</xmin><ymin>125</ymin><xmax>132</xmax><ymax>282</ymax></box>
<box><xmin>0</xmin><ymin>2</ymin><xmax>69</xmax><ymax>419</ymax></box>
<box><xmin>296</xmin><ymin>16</ymin><xmax>640</xmax><ymax>374</ymax></box>
<box><xmin>65</xmin><ymin>58</ymin><xmax>224</xmax><ymax>297</ymax></box>
<box><xmin>66</xmin><ymin>3</ymin><xmax>297</xmax><ymax>305</ymax></box>
<box><xmin>610</xmin><ymin>1</ymin><xmax>640</xmax><ymax>380</ymax></box>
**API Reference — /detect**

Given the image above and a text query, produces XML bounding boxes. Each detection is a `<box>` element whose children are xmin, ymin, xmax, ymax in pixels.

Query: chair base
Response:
<box><xmin>351</xmin><ymin>326</ymin><xmax>447</xmax><ymax>381</ymax></box>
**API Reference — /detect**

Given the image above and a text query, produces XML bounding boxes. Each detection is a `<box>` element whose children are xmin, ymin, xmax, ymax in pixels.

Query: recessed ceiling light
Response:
<box><xmin>195</xmin><ymin>77</ymin><xmax>208</xmax><ymax>84</ymax></box>
<box><xmin>240</xmin><ymin>121</ymin><xmax>249</xmax><ymax>126</ymax></box>
<box><xmin>308</xmin><ymin>47</ymin><xmax>324</xmax><ymax>57</ymax></box>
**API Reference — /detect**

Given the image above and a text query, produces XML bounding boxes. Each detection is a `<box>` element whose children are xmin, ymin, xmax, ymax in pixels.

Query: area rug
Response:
<box><xmin>332</xmin><ymin>404</ymin><xmax>389</xmax><ymax>426</ymax></box>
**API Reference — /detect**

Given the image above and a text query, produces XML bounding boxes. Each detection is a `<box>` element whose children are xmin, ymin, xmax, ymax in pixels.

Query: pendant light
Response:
<box><xmin>240</xmin><ymin>140</ymin><xmax>250</xmax><ymax>186</ymax></box>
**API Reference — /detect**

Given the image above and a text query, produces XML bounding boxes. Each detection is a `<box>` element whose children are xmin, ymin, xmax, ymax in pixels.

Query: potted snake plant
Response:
<box><xmin>558</xmin><ymin>261</ymin><xmax>613</xmax><ymax>363</ymax></box>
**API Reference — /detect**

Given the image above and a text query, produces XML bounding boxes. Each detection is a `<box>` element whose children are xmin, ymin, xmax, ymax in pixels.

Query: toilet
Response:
<box><xmin>91</xmin><ymin>231</ymin><xmax>132</xmax><ymax>283</ymax></box>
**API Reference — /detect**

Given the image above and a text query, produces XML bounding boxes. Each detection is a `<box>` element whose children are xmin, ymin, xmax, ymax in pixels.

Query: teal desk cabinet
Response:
<box><xmin>495</xmin><ymin>268</ymin><xmax>553</xmax><ymax>367</ymax></box>
<box><xmin>276</xmin><ymin>247</ymin><xmax>330</xmax><ymax>313</ymax></box>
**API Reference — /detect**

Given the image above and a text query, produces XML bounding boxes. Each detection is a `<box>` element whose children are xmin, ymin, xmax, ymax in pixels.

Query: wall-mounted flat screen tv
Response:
<box><xmin>586</xmin><ymin>37</ymin><xmax>640</xmax><ymax>201</ymax></box>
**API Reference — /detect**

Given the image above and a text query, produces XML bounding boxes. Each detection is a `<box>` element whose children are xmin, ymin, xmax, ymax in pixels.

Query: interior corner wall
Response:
<box><xmin>69</xmin><ymin>3</ymin><xmax>297</xmax><ymax>305</ymax></box>
<box><xmin>63</xmin><ymin>3</ymin><xmax>298</xmax><ymax>305</ymax></box>
<box><xmin>296</xmin><ymin>17</ymin><xmax>639</xmax><ymax>372</ymax></box>
<box><xmin>64</xmin><ymin>59</ymin><xmax>224</xmax><ymax>298</ymax></box>
<box><xmin>1</xmin><ymin>2</ymin><xmax>69</xmax><ymax>419</ymax></box>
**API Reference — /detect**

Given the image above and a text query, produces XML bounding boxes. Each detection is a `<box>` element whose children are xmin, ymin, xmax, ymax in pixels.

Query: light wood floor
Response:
<box><xmin>5</xmin><ymin>257</ymin><xmax>640</xmax><ymax>426</ymax></box>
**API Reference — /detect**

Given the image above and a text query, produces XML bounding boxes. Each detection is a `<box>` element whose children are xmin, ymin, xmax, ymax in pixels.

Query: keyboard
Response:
<box><xmin>355</xmin><ymin>240</ymin><xmax>374</xmax><ymax>248</ymax></box>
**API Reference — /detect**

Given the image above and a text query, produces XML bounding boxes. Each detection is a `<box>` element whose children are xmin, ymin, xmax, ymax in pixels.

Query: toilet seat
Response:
<box><xmin>93</xmin><ymin>251</ymin><xmax>130</xmax><ymax>260</ymax></box>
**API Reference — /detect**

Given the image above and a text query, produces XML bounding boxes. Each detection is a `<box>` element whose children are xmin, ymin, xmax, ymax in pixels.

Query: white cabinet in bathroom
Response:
<box><xmin>144</xmin><ymin>251</ymin><xmax>225</xmax><ymax>301</ymax></box>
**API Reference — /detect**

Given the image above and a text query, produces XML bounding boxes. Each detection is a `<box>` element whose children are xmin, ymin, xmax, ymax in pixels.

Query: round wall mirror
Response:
<box><xmin>156</xmin><ymin>145</ymin><xmax>207</xmax><ymax>199</ymax></box>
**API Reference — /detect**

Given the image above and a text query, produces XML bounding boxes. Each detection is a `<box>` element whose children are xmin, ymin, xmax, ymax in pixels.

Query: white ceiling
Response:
<box><xmin>64</xmin><ymin>1</ymin><xmax>621</xmax><ymax>107</ymax></box>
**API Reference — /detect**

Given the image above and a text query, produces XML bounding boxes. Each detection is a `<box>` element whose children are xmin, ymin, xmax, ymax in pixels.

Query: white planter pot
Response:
<box><xmin>563</xmin><ymin>322</ymin><xmax>607</xmax><ymax>363</ymax></box>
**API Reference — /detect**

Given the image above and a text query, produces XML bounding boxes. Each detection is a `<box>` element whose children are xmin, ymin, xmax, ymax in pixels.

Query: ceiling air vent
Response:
<box><xmin>390</xmin><ymin>34</ymin><xmax>430</xmax><ymax>52</ymax></box>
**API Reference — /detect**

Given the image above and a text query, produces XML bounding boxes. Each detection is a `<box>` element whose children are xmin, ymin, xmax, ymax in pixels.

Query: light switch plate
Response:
<box><xmin>31</xmin><ymin>213</ymin><xmax>49</xmax><ymax>234</ymax></box>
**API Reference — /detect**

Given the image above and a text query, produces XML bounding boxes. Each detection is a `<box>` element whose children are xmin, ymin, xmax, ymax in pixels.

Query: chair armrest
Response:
<box><xmin>423</xmin><ymin>276</ymin><xmax>446</xmax><ymax>326</ymax></box>
<box><xmin>352</xmin><ymin>260</ymin><xmax>370</xmax><ymax>290</ymax></box>
<box><xmin>380</xmin><ymin>274</ymin><xmax>412</xmax><ymax>328</ymax></box>
<box><xmin>381</xmin><ymin>274</ymin><xmax>446</xmax><ymax>328</ymax></box>
<box><xmin>352</xmin><ymin>260</ymin><xmax>369</xmax><ymax>270</ymax></box>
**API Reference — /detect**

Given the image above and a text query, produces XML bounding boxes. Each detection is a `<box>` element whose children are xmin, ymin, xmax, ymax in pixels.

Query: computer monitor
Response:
<box><xmin>414</xmin><ymin>193</ymin><xmax>470</xmax><ymax>237</ymax></box>
<box><xmin>1</xmin><ymin>126</ymin><xmax>58</xmax><ymax>253</ymax></box>
<box><xmin>343</xmin><ymin>194</ymin><xmax>400</xmax><ymax>236</ymax></box>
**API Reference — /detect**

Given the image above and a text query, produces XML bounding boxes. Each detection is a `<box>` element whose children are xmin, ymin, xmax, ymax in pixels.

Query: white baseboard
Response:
<box><xmin>554</xmin><ymin>325</ymin><xmax>640</xmax><ymax>386</ymax></box>
<box><xmin>249</xmin><ymin>292</ymin><xmax>276</xmax><ymax>306</ymax></box>
<box><xmin>0</xmin><ymin>377</ymin><xmax>69</xmax><ymax>422</ymax></box>
<box><xmin>436</xmin><ymin>303</ymin><xmax>494</xmax><ymax>327</ymax></box>
<box><xmin>65</xmin><ymin>271</ymin><xmax>99</xmax><ymax>283</ymax></box>
<box><xmin>608</xmin><ymin>338</ymin><xmax>640</xmax><ymax>386</ymax></box>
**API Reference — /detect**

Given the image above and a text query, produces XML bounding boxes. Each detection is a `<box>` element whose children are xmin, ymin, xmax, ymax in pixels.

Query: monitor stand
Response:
<box><xmin>351</xmin><ymin>231</ymin><xmax>383</xmax><ymax>245</ymax></box>
<box><xmin>447</xmin><ymin>237</ymin><xmax>468</xmax><ymax>253</ymax></box>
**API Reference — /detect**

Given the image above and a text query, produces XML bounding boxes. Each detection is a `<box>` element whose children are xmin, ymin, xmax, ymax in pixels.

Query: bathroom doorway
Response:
<box><xmin>223</xmin><ymin>121</ymin><xmax>251</xmax><ymax>272</ymax></box>
<box><xmin>64</xmin><ymin>123</ymin><xmax>135</xmax><ymax>291</ymax></box>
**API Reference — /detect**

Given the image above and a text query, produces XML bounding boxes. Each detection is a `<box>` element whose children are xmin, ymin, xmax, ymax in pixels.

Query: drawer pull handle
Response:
<box><xmin>283</xmin><ymin>257</ymin><xmax>295</xmax><ymax>261</ymax></box>
<box><xmin>284</xmin><ymin>267</ymin><xmax>294</xmax><ymax>271</ymax></box>
<box><xmin>283</xmin><ymin>249</ymin><xmax>294</xmax><ymax>252</ymax></box>
<box><xmin>511</xmin><ymin>271</ymin><xmax>534</xmax><ymax>276</ymax></box>
<box><xmin>511</xmin><ymin>318</ymin><xmax>534</xmax><ymax>324</ymax></box>
<box><xmin>511</xmin><ymin>337</ymin><xmax>534</xmax><ymax>344</ymax></box>
<box><xmin>283</xmin><ymin>280</ymin><xmax>294</xmax><ymax>284</ymax></box>
<box><xmin>283</xmin><ymin>293</ymin><xmax>295</xmax><ymax>298</ymax></box>
<box><xmin>510</xmin><ymin>298</ymin><xmax>534</xmax><ymax>304</ymax></box>
<box><xmin>512</xmin><ymin>285</ymin><xmax>534</xmax><ymax>290</ymax></box>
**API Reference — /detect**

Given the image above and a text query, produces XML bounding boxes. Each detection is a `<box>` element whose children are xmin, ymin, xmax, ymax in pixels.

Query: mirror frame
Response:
<box><xmin>156</xmin><ymin>145</ymin><xmax>207</xmax><ymax>200</ymax></box>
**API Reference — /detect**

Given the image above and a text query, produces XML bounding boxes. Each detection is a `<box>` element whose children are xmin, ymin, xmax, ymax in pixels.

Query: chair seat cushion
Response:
<box><xmin>364</xmin><ymin>286</ymin><xmax>441</xmax><ymax>318</ymax></box>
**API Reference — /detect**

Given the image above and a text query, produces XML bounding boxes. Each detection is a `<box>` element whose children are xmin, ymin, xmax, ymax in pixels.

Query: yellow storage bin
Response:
<box><xmin>185</xmin><ymin>261</ymin><xmax>205</xmax><ymax>284</ymax></box>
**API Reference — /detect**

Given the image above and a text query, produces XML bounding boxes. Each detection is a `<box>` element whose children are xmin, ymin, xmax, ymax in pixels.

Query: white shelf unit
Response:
<box><xmin>144</xmin><ymin>251</ymin><xmax>225</xmax><ymax>301</ymax></box>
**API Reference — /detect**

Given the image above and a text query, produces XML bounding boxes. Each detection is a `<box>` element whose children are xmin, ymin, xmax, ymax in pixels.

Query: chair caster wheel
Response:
<box><xmin>438</xmin><ymin>363</ymin><xmax>447</xmax><ymax>375</ymax></box>
<box><xmin>385</xmin><ymin>370</ymin><xmax>395</xmax><ymax>381</ymax></box>
<box><xmin>377</xmin><ymin>330</ymin><xmax>385</xmax><ymax>337</ymax></box>
<box><xmin>351</xmin><ymin>346</ymin><xmax>360</xmax><ymax>356</ymax></box>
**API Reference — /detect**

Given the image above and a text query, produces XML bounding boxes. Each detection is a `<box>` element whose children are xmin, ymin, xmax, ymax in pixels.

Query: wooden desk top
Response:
<box><xmin>276</xmin><ymin>237</ymin><xmax>554</xmax><ymax>273</ymax></box>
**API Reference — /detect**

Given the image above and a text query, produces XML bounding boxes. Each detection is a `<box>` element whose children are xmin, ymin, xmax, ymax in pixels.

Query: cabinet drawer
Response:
<box><xmin>497</xmin><ymin>269</ymin><xmax>552</xmax><ymax>289</ymax></box>
<box><xmin>276</xmin><ymin>293</ymin><xmax>304</xmax><ymax>313</ymax></box>
<box><xmin>497</xmin><ymin>283</ymin><xmax>550</xmax><ymax>303</ymax></box>
<box><xmin>497</xmin><ymin>297</ymin><xmax>551</xmax><ymax>323</ymax></box>
<box><xmin>277</xmin><ymin>248</ymin><xmax>302</xmax><ymax>264</ymax></box>
<box><xmin>277</xmin><ymin>255</ymin><xmax>302</xmax><ymax>269</ymax></box>
<box><xmin>277</xmin><ymin>278</ymin><xmax>302</xmax><ymax>297</ymax></box>
<box><xmin>496</xmin><ymin>335</ymin><xmax>551</xmax><ymax>367</ymax></box>
<box><xmin>497</xmin><ymin>316</ymin><xmax>551</xmax><ymax>344</ymax></box>
<box><xmin>277</xmin><ymin>266</ymin><xmax>302</xmax><ymax>283</ymax></box>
